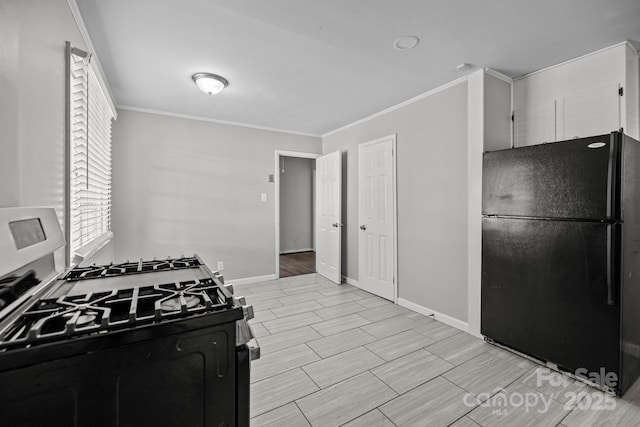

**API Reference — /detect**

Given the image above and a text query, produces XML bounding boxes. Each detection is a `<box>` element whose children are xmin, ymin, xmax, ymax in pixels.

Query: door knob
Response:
<box><xmin>332</xmin><ymin>223</ymin><xmax>343</xmax><ymax>228</ymax></box>
<box><xmin>360</xmin><ymin>225</ymin><xmax>366</xmax><ymax>230</ymax></box>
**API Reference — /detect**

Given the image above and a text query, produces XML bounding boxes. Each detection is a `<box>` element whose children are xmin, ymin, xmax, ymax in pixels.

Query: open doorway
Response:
<box><xmin>274</xmin><ymin>150</ymin><xmax>320</xmax><ymax>278</ymax></box>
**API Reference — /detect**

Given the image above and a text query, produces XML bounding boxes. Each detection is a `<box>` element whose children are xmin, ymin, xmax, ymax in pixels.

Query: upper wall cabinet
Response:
<box><xmin>513</xmin><ymin>43</ymin><xmax>639</xmax><ymax>147</ymax></box>
<box><xmin>514</xmin><ymin>100</ymin><xmax>556</xmax><ymax>146</ymax></box>
<box><xmin>558</xmin><ymin>82</ymin><xmax>621</xmax><ymax>140</ymax></box>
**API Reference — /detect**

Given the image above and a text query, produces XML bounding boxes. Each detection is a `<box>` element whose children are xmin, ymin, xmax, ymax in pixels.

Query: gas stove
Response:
<box><xmin>0</xmin><ymin>207</ymin><xmax>257</xmax><ymax>427</ymax></box>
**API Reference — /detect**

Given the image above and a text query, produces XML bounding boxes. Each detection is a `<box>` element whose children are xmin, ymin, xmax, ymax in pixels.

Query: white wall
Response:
<box><xmin>0</xmin><ymin>0</ymin><xmax>108</xmax><ymax>269</ymax></box>
<box><xmin>484</xmin><ymin>74</ymin><xmax>512</xmax><ymax>151</ymax></box>
<box><xmin>279</xmin><ymin>157</ymin><xmax>314</xmax><ymax>253</ymax></box>
<box><xmin>323</xmin><ymin>81</ymin><xmax>469</xmax><ymax>322</ymax></box>
<box><xmin>111</xmin><ymin>110</ymin><xmax>321</xmax><ymax>280</ymax></box>
<box><xmin>467</xmin><ymin>70</ymin><xmax>513</xmax><ymax>336</ymax></box>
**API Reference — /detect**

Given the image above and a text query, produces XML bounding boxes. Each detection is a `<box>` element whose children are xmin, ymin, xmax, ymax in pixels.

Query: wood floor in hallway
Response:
<box><xmin>280</xmin><ymin>251</ymin><xmax>316</xmax><ymax>278</ymax></box>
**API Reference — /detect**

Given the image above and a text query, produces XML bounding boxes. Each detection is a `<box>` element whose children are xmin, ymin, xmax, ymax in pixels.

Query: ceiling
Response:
<box><xmin>76</xmin><ymin>0</ymin><xmax>640</xmax><ymax>136</ymax></box>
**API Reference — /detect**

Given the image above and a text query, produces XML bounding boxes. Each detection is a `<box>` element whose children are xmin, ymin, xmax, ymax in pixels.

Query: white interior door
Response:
<box><xmin>315</xmin><ymin>151</ymin><xmax>342</xmax><ymax>284</ymax></box>
<box><xmin>358</xmin><ymin>137</ymin><xmax>396</xmax><ymax>301</ymax></box>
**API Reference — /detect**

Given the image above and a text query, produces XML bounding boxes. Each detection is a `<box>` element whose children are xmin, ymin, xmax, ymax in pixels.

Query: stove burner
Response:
<box><xmin>0</xmin><ymin>278</ymin><xmax>232</xmax><ymax>350</ymax></box>
<box><xmin>62</xmin><ymin>257</ymin><xmax>202</xmax><ymax>282</ymax></box>
<box><xmin>160</xmin><ymin>295</ymin><xmax>200</xmax><ymax>312</ymax></box>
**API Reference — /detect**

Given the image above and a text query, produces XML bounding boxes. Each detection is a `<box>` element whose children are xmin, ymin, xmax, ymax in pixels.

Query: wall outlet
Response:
<box><xmin>217</xmin><ymin>261</ymin><xmax>224</xmax><ymax>271</ymax></box>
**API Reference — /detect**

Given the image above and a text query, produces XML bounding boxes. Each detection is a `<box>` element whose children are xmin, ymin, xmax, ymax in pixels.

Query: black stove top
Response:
<box><xmin>0</xmin><ymin>278</ymin><xmax>233</xmax><ymax>350</ymax></box>
<box><xmin>63</xmin><ymin>257</ymin><xmax>202</xmax><ymax>281</ymax></box>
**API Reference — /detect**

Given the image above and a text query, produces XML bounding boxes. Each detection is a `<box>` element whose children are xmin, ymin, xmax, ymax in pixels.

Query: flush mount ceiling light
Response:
<box><xmin>192</xmin><ymin>73</ymin><xmax>228</xmax><ymax>95</ymax></box>
<box><xmin>393</xmin><ymin>36</ymin><xmax>420</xmax><ymax>51</ymax></box>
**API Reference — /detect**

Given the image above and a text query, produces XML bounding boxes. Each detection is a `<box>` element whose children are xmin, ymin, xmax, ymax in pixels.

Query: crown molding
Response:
<box><xmin>322</xmin><ymin>76</ymin><xmax>468</xmax><ymax>137</ymax></box>
<box><xmin>515</xmin><ymin>41</ymin><xmax>629</xmax><ymax>81</ymax></box>
<box><xmin>484</xmin><ymin>68</ymin><xmax>513</xmax><ymax>83</ymax></box>
<box><xmin>116</xmin><ymin>105</ymin><xmax>322</xmax><ymax>138</ymax></box>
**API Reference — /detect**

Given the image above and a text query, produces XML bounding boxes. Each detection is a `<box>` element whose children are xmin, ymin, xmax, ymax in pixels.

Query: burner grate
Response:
<box><xmin>0</xmin><ymin>278</ymin><xmax>231</xmax><ymax>350</ymax></box>
<box><xmin>63</xmin><ymin>257</ymin><xmax>202</xmax><ymax>281</ymax></box>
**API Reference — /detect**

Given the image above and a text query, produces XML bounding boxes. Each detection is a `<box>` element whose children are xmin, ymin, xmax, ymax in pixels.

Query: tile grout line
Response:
<box><xmin>293</xmin><ymin>400</ymin><xmax>314</xmax><ymax>427</ymax></box>
<box><xmin>337</xmin><ymin>408</ymin><xmax>399</xmax><ymax>427</ymax></box>
<box><xmin>258</xmin><ymin>336</ymin><xmax>443</xmax><ymax>391</ymax></box>
<box><xmin>369</xmin><ymin>352</ymin><xmax>460</xmax><ymax>397</ymax></box>
<box><xmin>299</xmin><ymin>345</ymin><xmax>387</xmax><ymax>389</ymax></box>
<box><xmin>438</xmin><ymin>375</ymin><xmax>488</xmax><ymax>423</ymax></box>
<box><xmin>556</xmin><ymin>388</ymin><xmax>594</xmax><ymax>426</ymax></box>
<box><xmin>250</xmin><ymin>369</ymin><xmax>323</xmax><ymax>420</ymax></box>
<box><xmin>299</xmin><ymin>364</ymin><xmax>323</xmax><ymax>390</ymax></box>
<box><xmin>379</xmin><ymin>409</ymin><xmax>399</xmax><ymax>427</ymax></box>
<box><xmin>303</xmin><ymin>342</ymin><xmax>324</xmax><ymax>361</ymax></box>
<box><xmin>374</xmin><ymin>375</ymin><xmax>450</xmax><ymax>422</ymax></box>
<box><xmin>448</xmin><ymin>362</ymin><xmax>545</xmax><ymax>426</ymax></box>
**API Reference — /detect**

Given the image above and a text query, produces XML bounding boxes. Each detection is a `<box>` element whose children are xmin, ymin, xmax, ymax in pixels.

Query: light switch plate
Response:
<box><xmin>261</xmin><ymin>193</ymin><xmax>267</xmax><ymax>202</ymax></box>
<box><xmin>217</xmin><ymin>261</ymin><xmax>224</xmax><ymax>271</ymax></box>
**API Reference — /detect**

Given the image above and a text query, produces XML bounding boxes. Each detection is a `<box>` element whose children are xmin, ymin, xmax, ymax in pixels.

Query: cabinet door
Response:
<box><xmin>513</xmin><ymin>84</ymin><xmax>621</xmax><ymax>147</ymax></box>
<box><xmin>558</xmin><ymin>83</ymin><xmax>620</xmax><ymax>140</ymax></box>
<box><xmin>513</xmin><ymin>100</ymin><xmax>556</xmax><ymax>147</ymax></box>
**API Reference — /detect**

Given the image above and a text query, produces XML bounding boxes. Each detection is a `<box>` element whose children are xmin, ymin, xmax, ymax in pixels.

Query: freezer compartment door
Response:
<box><xmin>482</xmin><ymin>217</ymin><xmax>621</xmax><ymax>387</ymax></box>
<box><xmin>483</xmin><ymin>134</ymin><xmax>619</xmax><ymax>220</ymax></box>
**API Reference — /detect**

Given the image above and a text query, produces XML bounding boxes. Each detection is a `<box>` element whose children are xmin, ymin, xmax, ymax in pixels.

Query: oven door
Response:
<box><xmin>0</xmin><ymin>323</ymin><xmax>238</xmax><ymax>427</ymax></box>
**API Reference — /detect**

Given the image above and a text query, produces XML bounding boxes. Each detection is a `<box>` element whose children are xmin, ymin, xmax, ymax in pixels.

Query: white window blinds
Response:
<box><xmin>68</xmin><ymin>46</ymin><xmax>115</xmax><ymax>264</ymax></box>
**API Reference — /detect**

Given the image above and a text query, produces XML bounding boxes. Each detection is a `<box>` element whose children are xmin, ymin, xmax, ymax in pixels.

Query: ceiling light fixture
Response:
<box><xmin>192</xmin><ymin>73</ymin><xmax>228</xmax><ymax>95</ymax></box>
<box><xmin>393</xmin><ymin>36</ymin><xmax>420</xmax><ymax>51</ymax></box>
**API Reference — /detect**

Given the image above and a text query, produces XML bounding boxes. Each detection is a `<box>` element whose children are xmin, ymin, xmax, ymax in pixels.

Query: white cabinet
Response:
<box><xmin>514</xmin><ymin>100</ymin><xmax>556</xmax><ymax>146</ymax></box>
<box><xmin>558</xmin><ymin>83</ymin><xmax>620</xmax><ymax>140</ymax></box>
<box><xmin>514</xmin><ymin>84</ymin><xmax>621</xmax><ymax>146</ymax></box>
<box><xmin>513</xmin><ymin>42</ymin><xmax>638</xmax><ymax>147</ymax></box>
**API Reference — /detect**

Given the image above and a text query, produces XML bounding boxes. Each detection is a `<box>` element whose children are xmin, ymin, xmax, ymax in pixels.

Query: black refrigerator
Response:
<box><xmin>482</xmin><ymin>131</ymin><xmax>640</xmax><ymax>396</ymax></box>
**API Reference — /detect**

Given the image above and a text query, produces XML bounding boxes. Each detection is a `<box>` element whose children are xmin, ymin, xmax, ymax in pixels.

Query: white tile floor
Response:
<box><xmin>238</xmin><ymin>274</ymin><xmax>640</xmax><ymax>427</ymax></box>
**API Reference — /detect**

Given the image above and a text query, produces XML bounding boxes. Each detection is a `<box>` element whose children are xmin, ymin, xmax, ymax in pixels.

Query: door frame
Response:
<box><xmin>274</xmin><ymin>150</ymin><xmax>321</xmax><ymax>279</ymax></box>
<box><xmin>358</xmin><ymin>134</ymin><xmax>398</xmax><ymax>302</ymax></box>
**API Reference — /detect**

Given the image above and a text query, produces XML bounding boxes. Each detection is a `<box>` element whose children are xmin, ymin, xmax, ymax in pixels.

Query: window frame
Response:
<box><xmin>65</xmin><ymin>42</ymin><xmax>117</xmax><ymax>267</ymax></box>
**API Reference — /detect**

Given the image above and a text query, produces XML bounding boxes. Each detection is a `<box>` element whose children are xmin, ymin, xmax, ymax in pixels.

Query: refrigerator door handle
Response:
<box><xmin>606</xmin><ymin>226</ymin><xmax>615</xmax><ymax>306</ymax></box>
<box><xmin>606</xmin><ymin>132</ymin><xmax>620</xmax><ymax>220</ymax></box>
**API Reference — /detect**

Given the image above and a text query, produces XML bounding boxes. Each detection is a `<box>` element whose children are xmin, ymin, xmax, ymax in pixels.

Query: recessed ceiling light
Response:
<box><xmin>192</xmin><ymin>73</ymin><xmax>228</xmax><ymax>95</ymax></box>
<box><xmin>393</xmin><ymin>36</ymin><xmax>420</xmax><ymax>51</ymax></box>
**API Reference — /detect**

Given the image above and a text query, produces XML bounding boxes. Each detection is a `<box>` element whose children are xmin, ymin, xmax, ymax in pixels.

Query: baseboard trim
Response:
<box><xmin>228</xmin><ymin>274</ymin><xmax>277</xmax><ymax>286</ymax></box>
<box><xmin>397</xmin><ymin>298</ymin><xmax>469</xmax><ymax>333</ymax></box>
<box><xmin>342</xmin><ymin>276</ymin><xmax>359</xmax><ymax>286</ymax></box>
<box><xmin>279</xmin><ymin>248</ymin><xmax>314</xmax><ymax>255</ymax></box>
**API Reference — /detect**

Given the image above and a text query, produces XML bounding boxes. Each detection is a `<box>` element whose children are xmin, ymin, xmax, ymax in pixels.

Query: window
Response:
<box><xmin>66</xmin><ymin>43</ymin><xmax>116</xmax><ymax>265</ymax></box>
